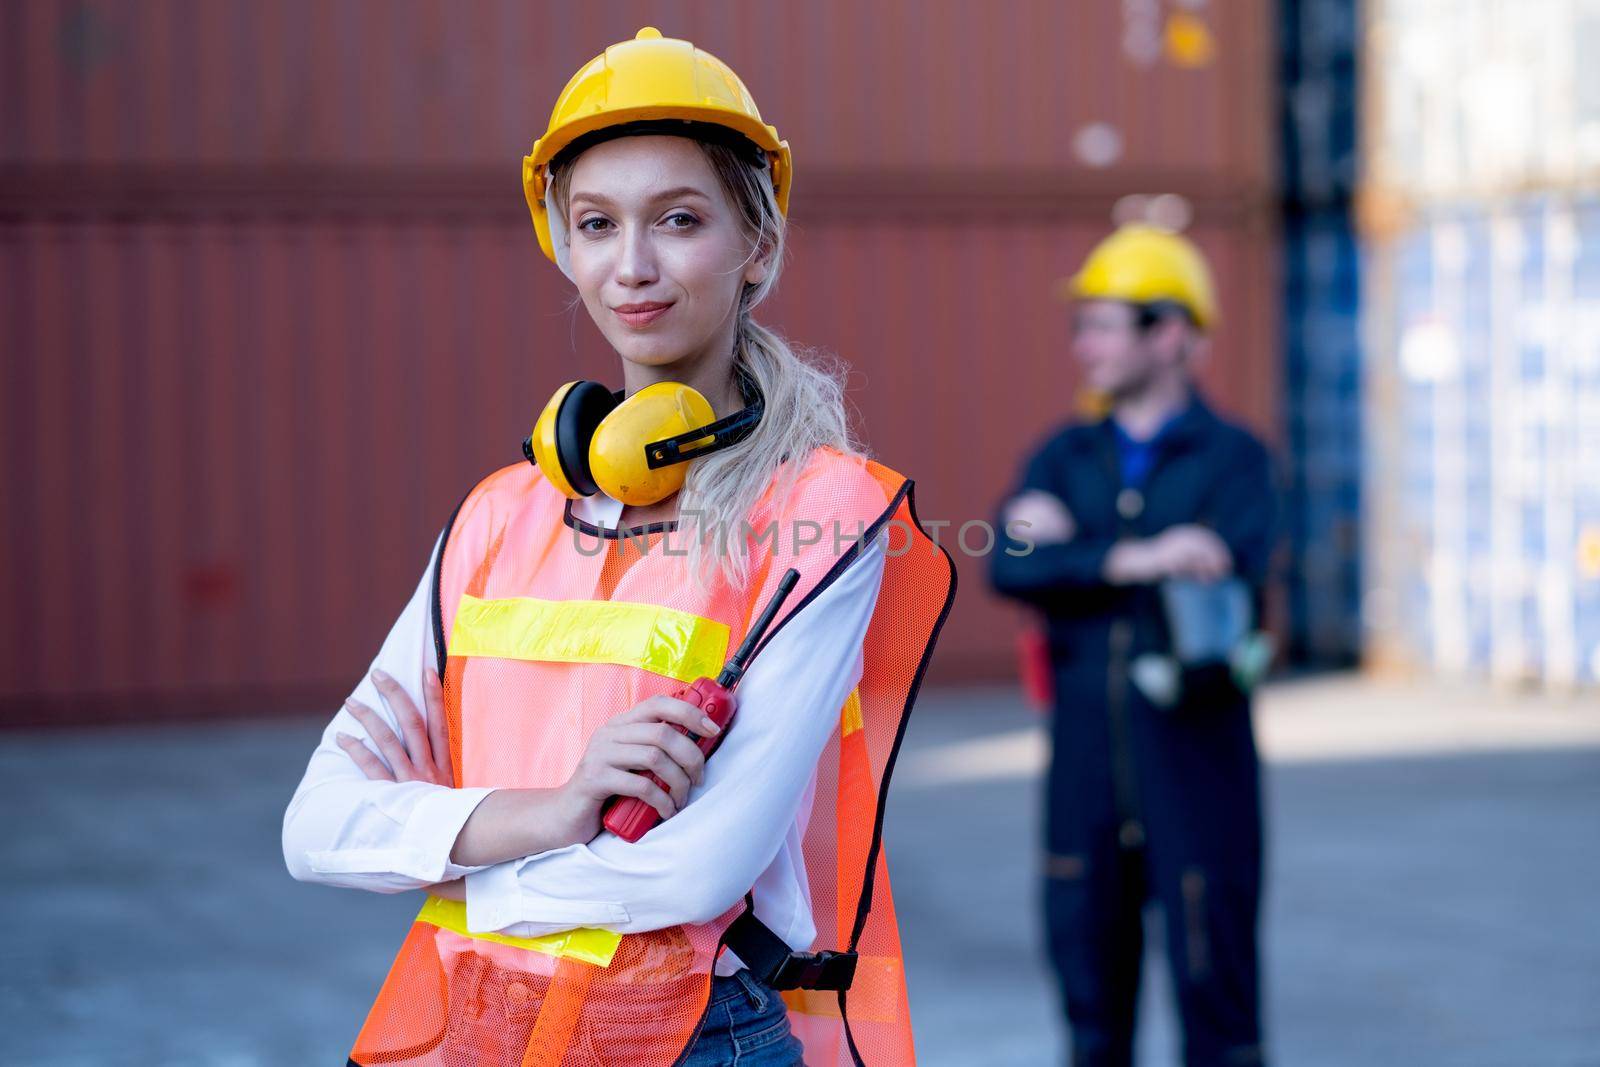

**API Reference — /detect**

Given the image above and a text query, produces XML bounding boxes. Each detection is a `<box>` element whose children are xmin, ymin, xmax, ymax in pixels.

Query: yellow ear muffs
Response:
<box><xmin>589</xmin><ymin>381</ymin><xmax>717</xmax><ymax>506</ymax></box>
<box><xmin>524</xmin><ymin>379</ymin><xmax>764</xmax><ymax>506</ymax></box>
<box><xmin>527</xmin><ymin>380</ymin><xmax>622</xmax><ymax>499</ymax></box>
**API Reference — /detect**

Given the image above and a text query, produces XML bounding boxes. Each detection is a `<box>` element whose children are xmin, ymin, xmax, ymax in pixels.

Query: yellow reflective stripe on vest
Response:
<box><xmin>841</xmin><ymin>688</ymin><xmax>863</xmax><ymax>736</ymax></box>
<box><xmin>450</xmin><ymin>594</ymin><xmax>731</xmax><ymax>683</ymax></box>
<box><xmin>780</xmin><ymin>954</ymin><xmax>905</xmax><ymax>1022</ymax></box>
<box><xmin>415</xmin><ymin>895</ymin><xmax>623</xmax><ymax>968</ymax></box>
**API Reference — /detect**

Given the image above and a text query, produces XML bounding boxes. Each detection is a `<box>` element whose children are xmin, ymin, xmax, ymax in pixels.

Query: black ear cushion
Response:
<box><xmin>554</xmin><ymin>381</ymin><xmax>619</xmax><ymax>497</ymax></box>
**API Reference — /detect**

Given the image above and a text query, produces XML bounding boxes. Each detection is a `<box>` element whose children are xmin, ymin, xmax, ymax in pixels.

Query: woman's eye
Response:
<box><xmin>577</xmin><ymin>216</ymin><xmax>612</xmax><ymax>234</ymax></box>
<box><xmin>663</xmin><ymin>212</ymin><xmax>700</xmax><ymax>230</ymax></box>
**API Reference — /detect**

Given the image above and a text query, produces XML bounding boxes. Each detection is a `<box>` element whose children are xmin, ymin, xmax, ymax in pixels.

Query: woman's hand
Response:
<box><xmin>334</xmin><ymin>677</ymin><xmax>718</xmax><ymax>865</ymax></box>
<box><xmin>338</xmin><ymin>667</ymin><xmax>454</xmax><ymax>786</ymax></box>
<box><xmin>557</xmin><ymin>695</ymin><xmax>721</xmax><ymax>841</ymax></box>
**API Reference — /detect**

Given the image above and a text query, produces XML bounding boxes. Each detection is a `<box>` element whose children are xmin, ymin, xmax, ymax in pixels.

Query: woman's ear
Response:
<box><xmin>743</xmin><ymin>240</ymin><xmax>773</xmax><ymax>286</ymax></box>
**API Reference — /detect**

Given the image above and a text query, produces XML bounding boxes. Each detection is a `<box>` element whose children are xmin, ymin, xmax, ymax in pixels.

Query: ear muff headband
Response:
<box><xmin>643</xmin><ymin>402</ymin><xmax>765</xmax><ymax>468</ymax></box>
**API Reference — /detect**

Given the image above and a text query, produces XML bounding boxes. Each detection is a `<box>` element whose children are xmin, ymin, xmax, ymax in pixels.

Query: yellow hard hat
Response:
<box><xmin>522</xmin><ymin>26</ymin><xmax>793</xmax><ymax>265</ymax></box>
<box><xmin>1059</xmin><ymin>224</ymin><xmax>1218</xmax><ymax>330</ymax></box>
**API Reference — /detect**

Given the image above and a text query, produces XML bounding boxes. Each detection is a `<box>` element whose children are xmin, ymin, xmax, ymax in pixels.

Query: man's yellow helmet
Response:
<box><xmin>521</xmin><ymin>27</ymin><xmax>793</xmax><ymax>264</ymax></box>
<box><xmin>1059</xmin><ymin>224</ymin><xmax>1218</xmax><ymax>331</ymax></box>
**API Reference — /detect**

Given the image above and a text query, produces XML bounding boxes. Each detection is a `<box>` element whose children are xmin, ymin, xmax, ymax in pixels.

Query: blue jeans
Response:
<box><xmin>679</xmin><ymin>968</ymin><xmax>805</xmax><ymax>1066</ymax></box>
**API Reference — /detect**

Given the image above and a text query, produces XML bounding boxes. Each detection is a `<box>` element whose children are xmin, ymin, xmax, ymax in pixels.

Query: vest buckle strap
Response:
<box><xmin>769</xmin><ymin>949</ymin><xmax>858</xmax><ymax>992</ymax></box>
<box><xmin>724</xmin><ymin>906</ymin><xmax>859</xmax><ymax>992</ymax></box>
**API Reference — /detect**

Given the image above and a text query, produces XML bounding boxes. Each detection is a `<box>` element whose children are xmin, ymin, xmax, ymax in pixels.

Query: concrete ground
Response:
<box><xmin>3</xmin><ymin>675</ymin><xmax>1597</xmax><ymax>1066</ymax></box>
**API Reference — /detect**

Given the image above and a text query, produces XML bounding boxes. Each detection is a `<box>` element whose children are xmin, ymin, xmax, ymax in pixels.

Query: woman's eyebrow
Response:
<box><xmin>569</xmin><ymin>186</ymin><xmax>715</xmax><ymax>209</ymax></box>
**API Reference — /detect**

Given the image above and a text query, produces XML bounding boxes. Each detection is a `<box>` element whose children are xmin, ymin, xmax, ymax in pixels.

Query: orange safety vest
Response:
<box><xmin>348</xmin><ymin>446</ymin><xmax>955</xmax><ymax>1066</ymax></box>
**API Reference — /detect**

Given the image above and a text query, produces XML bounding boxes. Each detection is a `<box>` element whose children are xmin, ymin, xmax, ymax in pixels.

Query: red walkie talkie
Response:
<box><xmin>602</xmin><ymin>568</ymin><xmax>802</xmax><ymax>843</ymax></box>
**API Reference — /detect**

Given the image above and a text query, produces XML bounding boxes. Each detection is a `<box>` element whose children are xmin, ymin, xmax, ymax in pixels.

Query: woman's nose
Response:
<box><xmin>614</xmin><ymin>226</ymin><xmax>659</xmax><ymax>288</ymax></box>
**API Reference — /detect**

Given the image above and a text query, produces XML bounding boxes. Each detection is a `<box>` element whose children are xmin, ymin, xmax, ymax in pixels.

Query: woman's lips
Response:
<box><xmin>613</xmin><ymin>301</ymin><xmax>674</xmax><ymax>328</ymax></box>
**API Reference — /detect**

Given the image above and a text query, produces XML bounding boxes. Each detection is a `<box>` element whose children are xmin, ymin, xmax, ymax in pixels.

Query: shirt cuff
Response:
<box><xmin>465</xmin><ymin>851</ymin><xmax>631</xmax><ymax>936</ymax></box>
<box><xmin>408</xmin><ymin>786</ymin><xmax>500</xmax><ymax>881</ymax></box>
<box><xmin>305</xmin><ymin>785</ymin><xmax>495</xmax><ymax>884</ymax></box>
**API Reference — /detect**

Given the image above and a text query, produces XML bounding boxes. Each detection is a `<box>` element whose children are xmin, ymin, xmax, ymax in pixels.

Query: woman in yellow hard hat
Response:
<box><xmin>284</xmin><ymin>27</ymin><xmax>954</xmax><ymax>1067</ymax></box>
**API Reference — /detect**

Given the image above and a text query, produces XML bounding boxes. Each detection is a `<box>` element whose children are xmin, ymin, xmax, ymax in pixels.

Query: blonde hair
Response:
<box><xmin>549</xmin><ymin>134</ymin><xmax>862</xmax><ymax>591</ymax></box>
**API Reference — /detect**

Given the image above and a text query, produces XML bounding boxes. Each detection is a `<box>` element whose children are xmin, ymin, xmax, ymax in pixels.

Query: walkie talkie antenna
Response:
<box><xmin>717</xmin><ymin>568</ymin><xmax>801</xmax><ymax>688</ymax></box>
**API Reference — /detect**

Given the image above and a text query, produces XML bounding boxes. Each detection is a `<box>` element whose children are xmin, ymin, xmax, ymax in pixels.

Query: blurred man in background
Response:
<box><xmin>990</xmin><ymin>224</ymin><xmax>1277</xmax><ymax>1067</ymax></box>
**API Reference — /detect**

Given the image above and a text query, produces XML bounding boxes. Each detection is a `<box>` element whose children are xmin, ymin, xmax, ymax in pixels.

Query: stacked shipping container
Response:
<box><xmin>1361</xmin><ymin>0</ymin><xmax>1600</xmax><ymax>687</ymax></box>
<box><xmin>2</xmin><ymin>1</ymin><xmax>1279</xmax><ymax>722</ymax></box>
<box><xmin>1279</xmin><ymin>0</ymin><xmax>1363</xmax><ymax>666</ymax></box>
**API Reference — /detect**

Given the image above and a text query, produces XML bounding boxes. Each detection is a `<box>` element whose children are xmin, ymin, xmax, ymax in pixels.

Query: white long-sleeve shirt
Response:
<box><xmin>282</xmin><ymin>489</ymin><xmax>886</xmax><ymax>976</ymax></box>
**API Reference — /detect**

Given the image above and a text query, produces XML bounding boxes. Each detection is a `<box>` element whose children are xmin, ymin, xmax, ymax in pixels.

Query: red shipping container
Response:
<box><xmin>2</xmin><ymin>2</ymin><xmax>1279</xmax><ymax>723</ymax></box>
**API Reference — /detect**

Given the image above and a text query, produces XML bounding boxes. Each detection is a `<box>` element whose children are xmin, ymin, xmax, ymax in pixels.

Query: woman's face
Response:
<box><xmin>565</xmin><ymin>135</ymin><xmax>767</xmax><ymax>371</ymax></box>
